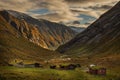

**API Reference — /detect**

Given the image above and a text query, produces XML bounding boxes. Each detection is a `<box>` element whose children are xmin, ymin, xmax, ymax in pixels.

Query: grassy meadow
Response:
<box><xmin>0</xmin><ymin>66</ymin><xmax>120</xmax><ymax>80</ymax></box>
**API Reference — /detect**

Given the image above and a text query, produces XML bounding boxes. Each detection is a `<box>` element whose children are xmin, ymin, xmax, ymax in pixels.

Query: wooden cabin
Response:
<box><xmin>67</xmin><ymin>64</ymin><xmax>77</xmax><ymax>70</ymax></box>
<box><xmin>88</xmin><ymin>67</ymin><xmax>106</xmax><ymax>75</ymax></box>
<box><xmin>50</xmin><ymin>65</ymin><xmax>56</xmax><ymax>69</ymax></box>
<box><xmin>98</xmin><ymin>68</ymin><xmax>106</xmax><ymax>75</ymax></box>
<box><xmin>59</xmin><ymin>64</ymin><xmax>77</xmax><ymax>70</ymax></box>
<box><xmin>89</xmin><ymin>68</ymin><xmax>98</xmax><ymax>75</ymax></box>
<box><xmin>34</xmin><ymin>63</ymin><xmax>42</xmax><ymax>67</ymax></box>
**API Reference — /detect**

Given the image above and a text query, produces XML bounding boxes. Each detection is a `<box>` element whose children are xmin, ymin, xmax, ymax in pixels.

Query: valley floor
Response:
<box><xmin>0</xmin><ymin>66</ymin><xmax>120</xmax><ymax>80</ymax></box>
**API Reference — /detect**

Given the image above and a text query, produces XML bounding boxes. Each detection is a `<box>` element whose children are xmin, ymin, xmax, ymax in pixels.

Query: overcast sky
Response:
<box><xmin>0</xmin><ymin>0</ymin><xmax>119</xmax><ymax>27</ymax></box>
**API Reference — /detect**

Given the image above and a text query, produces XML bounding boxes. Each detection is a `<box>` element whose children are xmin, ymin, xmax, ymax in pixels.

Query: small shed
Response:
<box><xmin>24</xmin><ymin>63</ymin><xmax>42</xmax><ymax>68</ymax></box>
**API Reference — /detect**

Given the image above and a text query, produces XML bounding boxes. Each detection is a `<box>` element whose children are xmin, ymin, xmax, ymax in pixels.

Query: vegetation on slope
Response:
<box><xmin>0</xmin><ymin>12</ymin><xmax>60</xmax><ymax>65</ymax></box>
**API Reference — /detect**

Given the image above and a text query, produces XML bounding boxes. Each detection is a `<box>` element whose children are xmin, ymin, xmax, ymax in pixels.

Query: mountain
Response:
<box><xmin>4</xmin><ymin>10</ymin><xmax>77</xmax><ymax>50</ymax></box>
<box><xmin>0</xmin><ymin>10</ymin><xmax>63</xmax><ymax>65</ymax></box>
<box><xmin>57</xmin><ymin>2</ymin><xmax>120</xmax><ymax>56</ymax></box>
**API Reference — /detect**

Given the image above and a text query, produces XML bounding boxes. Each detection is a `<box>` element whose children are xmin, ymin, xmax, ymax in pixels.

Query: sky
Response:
<box><xmin>0</xmin><ymin>0</ymin><xmax>119</xmax><ymax>27</ymax></box>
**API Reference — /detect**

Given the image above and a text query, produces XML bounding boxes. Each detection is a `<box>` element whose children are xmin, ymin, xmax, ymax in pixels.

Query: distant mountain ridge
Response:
<box><xmin>57</xmin><ymin>2</ymin><xmax>120</xmax><ymax>55</ymax></box>
<box><xmin>70</xmin><ymin>26</ymin><xmax>85</xmax><ymax>33</ymax></box>
<box><xmin>2</xmin><ymin>10</ymin><xmax>77</xmax><ymax>50</ymax></box>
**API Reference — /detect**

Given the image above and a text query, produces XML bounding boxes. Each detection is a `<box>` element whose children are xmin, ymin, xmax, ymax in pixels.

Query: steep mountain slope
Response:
<box><xmin>4</xmin><ymin>10</ymin><xmax>76</xmax><ymax>50</ymax></box>
<box><xmin>57</xmin><ymin>2</ymin><xmax>120</xmax><ymax>56</ymax></box>
<box><xmin>0</xmin><ymin>10</ymin><xmax>62</xmax><ymax>65</ymax></box>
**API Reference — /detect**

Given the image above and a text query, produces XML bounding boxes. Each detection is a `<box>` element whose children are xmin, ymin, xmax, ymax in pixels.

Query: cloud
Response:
<box><xmin>0</xmin><ymin>0</ymin><xmax>33</xmax><ymax>12</ymax></box>
<box><xmin>0</xmin><ymin>0</ymin><xmax>119</xmax><ymax>25</ymax></box>
<box><xmin>0</xmin><ymin>0</ymin><xmax>80</xmax><ymax>22</ymax></box>
<box><xmin>32</xmin><ymin>0</ymin><xmax>119</xmax><ymax>22</ymax></box>
<box><xmin>31</xmin><ymin>0</ymin><xmax>80</xmax><ymax>22</ymax></box>
<box><xmin>65</xmin><ymin>0</ymin><xmax>119</xmax><ymax>6</ymax></box>
<box><xmin>65</xmin><ymin>0</ymin><xmax>119</xmax><ymax>18</ymax></box>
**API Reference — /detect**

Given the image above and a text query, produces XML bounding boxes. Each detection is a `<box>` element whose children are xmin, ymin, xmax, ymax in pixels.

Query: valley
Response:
<box><xmin>0</xmin><ymin>1</ymin><xmax>120</xmax><ymax>80</ymax></box>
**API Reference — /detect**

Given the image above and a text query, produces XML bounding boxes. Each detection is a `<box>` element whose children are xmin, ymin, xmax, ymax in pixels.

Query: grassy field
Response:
<box><xmin>0</xmin><ymin>66</ymin><xmax>120</xmax><ymax>80</ymax></box>
<box><xmin>0</xmin><ymin>66</ymin><xmax>86</xmax><ymax>80</ymax></box>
